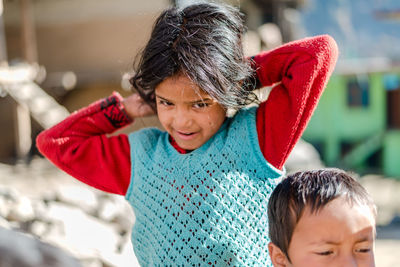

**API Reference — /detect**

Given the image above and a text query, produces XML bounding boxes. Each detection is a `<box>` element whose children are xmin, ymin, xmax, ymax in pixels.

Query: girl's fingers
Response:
<box><xmin>138</xmin><ymin>103</ymin><xmax>154</xmax><ymax>116</ymax></box>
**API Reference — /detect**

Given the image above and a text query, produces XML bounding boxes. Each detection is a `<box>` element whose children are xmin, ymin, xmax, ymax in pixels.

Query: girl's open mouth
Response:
<box><xmin>176</xmin><ymin>131</ymin><xmax>198</xmax><ymax>140</ymax></box>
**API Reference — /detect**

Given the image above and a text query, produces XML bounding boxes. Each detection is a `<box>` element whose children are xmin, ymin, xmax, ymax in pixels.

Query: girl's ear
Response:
<box><xmin>268</xmin><ymin>242</ymin><xmax>288</xmax><ymax>267</ymax></box>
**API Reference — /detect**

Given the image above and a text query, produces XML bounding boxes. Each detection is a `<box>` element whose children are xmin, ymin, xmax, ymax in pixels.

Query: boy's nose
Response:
<box><xmin>340</xmin><ymin>255</ymin><xmax>358</xmax><ymax>267</ymax></box>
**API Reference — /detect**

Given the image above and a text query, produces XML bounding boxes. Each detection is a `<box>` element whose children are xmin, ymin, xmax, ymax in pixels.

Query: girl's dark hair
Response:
<box><xmin>267</xmin><ymin>168</ymin><xmax>377</xmax><ymax>261</ymax></box>
<box><xmin>130</xmin><ymin>2</ymin><xmax>258</xmax><ymax>110</ymax></box>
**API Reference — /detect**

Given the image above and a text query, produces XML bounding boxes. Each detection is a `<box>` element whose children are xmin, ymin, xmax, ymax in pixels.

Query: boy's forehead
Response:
<box><xmin>304</xmin><ymin>196</ymin><xmax>374</xmax><ymax>215</ymax></box>
<box><xmin>297</xmin><ymin>197</ymin><xmax>376</xmax><ymax>234</ymax></box>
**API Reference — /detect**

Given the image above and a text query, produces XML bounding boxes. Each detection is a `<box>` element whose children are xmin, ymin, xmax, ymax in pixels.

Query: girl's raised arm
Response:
<box><xmin>253</xmin><ymin>35</ymin><xmax>338</xmax><ymax>170</ymax></box>
<box><xmin>36</xmin><ymin>93</ymin><xmax>134</xmax><ymax>195</ymax></box>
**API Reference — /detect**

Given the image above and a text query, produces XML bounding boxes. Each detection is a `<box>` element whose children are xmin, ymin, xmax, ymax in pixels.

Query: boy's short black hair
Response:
<box><xmin>130</xmin><ymin>2</ymin><xmax>258</xmax><ymax>110</ymax></box>
<box><xmin>267</xmin><ymin>168</ymin><xmax>377</xmax><ymax>259</ymax></box>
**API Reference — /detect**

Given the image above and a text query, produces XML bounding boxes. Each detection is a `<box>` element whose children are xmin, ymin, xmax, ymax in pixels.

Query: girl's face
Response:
<box><xmin>155</xmin><ymin>74</ymin><xmax>226</xmax><ymax>150</ymax></box>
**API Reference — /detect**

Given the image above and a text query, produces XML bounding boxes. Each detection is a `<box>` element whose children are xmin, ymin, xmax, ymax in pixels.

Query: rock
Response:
<box><xmin>257</xmin><ymin>23</ymin><xmax>283</xmax><ymax>50</ymax></box>
<box><xmin>0</xmin><ymin>226</ymin><xmax>81</xmax><ymax>267</ymax></box>
<box><xmin>0</xmin><ymin>185</ymin><xmax>18</xmax><ymax>218</ymax></box>
<box><xmin>97</xmin><ymin>194</ymin><xmax>135</xmax><ymax>231</ymax></box>
<box><xmin>0</xmin><ymin>158</ymin><xmax>140</xmax><ymax>267</ymax></box>
<box><xmin>31</xmin><ymin>220</ymin><xmax>51</xmax><ymax>237</ymax></box>
<box><xmin>55</xmin><ymin>185</ymin><xmax>99</xmax><ymax>215</ymax></box>
<box><xmin>0</xmin><ymin>216</ymin><xmax>10</xmax><ymax>229</ymax></box>
<box><xmin>285</xmin><ymin>139</ymin><xmax>324</xmax><ymax>174</ymax></box>
<box><xmin>41</xmin><ymin>202</ymin><xmax>124</xmax><ymax>262</ymax></box>
<box><xmin>7</xmin><ymin>195</ymin><xmax>35</xmax><ymax>222</ymax></box>
<box><xmin>0</xmin><ymin>185</ymin><xmax>35</xmax><ymax>222</ymax></box>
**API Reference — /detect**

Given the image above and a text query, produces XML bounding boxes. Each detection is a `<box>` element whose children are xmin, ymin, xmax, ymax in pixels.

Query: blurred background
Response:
<box><xmin>0</xmin><ymin>0</ymin><xmax>399</xmax><ymax>266</ymax></box>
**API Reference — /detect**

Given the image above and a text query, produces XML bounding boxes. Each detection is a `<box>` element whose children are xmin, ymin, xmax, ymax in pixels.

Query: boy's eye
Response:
<box><xmin>193</xmin><ymin>102</ymin><xmax>210</xmax><ymax>108</ymax></box>
<box><xmin>355</xmin><ymin>248</ymin><xmax>371</xmax><ymax>253</ymax></box>
<box><xmin>316</xmin><ymin>251</ymin><xmax>334</xmax><ymax>256</ymax></box>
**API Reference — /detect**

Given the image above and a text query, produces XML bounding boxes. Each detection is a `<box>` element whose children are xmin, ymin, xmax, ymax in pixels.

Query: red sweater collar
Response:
<box><xmin>169</xmin><ymin>136</ymin><xmax>190</xmax><ymax>154</ymax></box>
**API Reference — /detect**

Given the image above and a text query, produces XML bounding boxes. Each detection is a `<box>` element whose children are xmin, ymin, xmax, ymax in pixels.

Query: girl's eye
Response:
<box><xmin>193</xmin><ymin>102</ymin><xmax>210</xmax><ymax>109</ymax></box>
<box><xmin>159</xmin><ymin>99</ymin><xmax>173</xmax><ymax>106</ymax></box>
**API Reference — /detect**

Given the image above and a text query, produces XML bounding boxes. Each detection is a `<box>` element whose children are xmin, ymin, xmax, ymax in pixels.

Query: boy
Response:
<box><xmin>267</xmin><ymin>168</ymin><xmax>377</xmax><ymax>267</ymax></box>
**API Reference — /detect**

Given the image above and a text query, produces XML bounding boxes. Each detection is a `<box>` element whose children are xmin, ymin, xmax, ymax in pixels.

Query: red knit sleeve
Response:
<box><xmin>36</xmin><ymin>92</ymin><xmax>133</xmax><ymax>195</ymax></box>
<box><xmin>253</xmin><ymin>35</ymin><xmax>338</xmax><ymax>170</ymax></box>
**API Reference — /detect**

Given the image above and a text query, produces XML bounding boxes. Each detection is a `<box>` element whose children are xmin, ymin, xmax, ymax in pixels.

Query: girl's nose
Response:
<box><xmin>173</xmin><ymin>107</ymin><xmax>192</xmax><ymax>129</ymax></box>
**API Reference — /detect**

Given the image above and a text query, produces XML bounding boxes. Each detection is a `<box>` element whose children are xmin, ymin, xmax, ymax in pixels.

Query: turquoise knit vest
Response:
<box><xmin>126</xmin><ymin>107</ymin><xmax>284</xmax><ymax>266</ymax></box>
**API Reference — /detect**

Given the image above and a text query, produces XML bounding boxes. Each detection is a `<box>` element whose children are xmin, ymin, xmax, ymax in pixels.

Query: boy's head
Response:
<box><xmin>130</xmin><ymin>2</ymin><xmax>257</xmax><ymax>111</ymax></box>
<box><xmin>267</xmin><ymin>168</ymin><xmax>377</xmax><ymax>267</ymax></box>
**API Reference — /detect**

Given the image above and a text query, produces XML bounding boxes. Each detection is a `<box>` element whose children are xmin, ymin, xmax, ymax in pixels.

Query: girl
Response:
<box><xmin>37</xmin><ymin>3</ymin><xmax>338</xmax><ymax>266</ymax></box>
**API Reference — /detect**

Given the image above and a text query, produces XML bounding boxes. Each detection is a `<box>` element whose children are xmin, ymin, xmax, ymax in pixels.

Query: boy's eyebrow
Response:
<box><xmin>355</xmin><ymin>232</ymin><xmax>375</xmax><ymax>243</ymax></box>
<box><xmin>355</xmin><ymin>226</ymin><xmax>376</xmax><ymax>242</ymax></box>
<box><xmin>309</xmin><ymin>240</ymin><xmax>341</xmax><ymax>246</ymax></box>
<box><xmin>309</xmin><ymin>234</ymin><xmax>374</xmax><ymax>246</ymax></box>
<box><xmin>355</xmin><ymin>236</ymin><xmax>373</xmax><ymax>243</ymax></box>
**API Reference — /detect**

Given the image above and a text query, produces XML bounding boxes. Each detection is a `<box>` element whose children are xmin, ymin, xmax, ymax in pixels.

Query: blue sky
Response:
<box><xmin>299</xmin><ymin>0</ymin><xmax>400</xmax><ymax>60</ymax></box>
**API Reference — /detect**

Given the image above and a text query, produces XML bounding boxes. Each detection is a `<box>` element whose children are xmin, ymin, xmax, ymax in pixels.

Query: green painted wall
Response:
<box><xmin>383</xmin><ymin>131</ymin><xmax>400</xmax><ymax>177</ymax></box>
<box><xmin>303</xmin><ymin>73</ymin><xmax>387</xmax><ymax>167</ymax></box>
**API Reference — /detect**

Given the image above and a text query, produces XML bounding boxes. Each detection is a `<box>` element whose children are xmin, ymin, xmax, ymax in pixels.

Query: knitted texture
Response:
<box><xmin>126</xmin><ymin>107</ymin><xmax>284</xmax><ymax>266</ymax></box>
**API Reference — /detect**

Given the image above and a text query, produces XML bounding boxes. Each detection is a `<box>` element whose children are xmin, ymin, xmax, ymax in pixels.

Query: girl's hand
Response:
<box><xmin>122</xmin><ymin>94</ymin><xmax>155</xmax><ymax>119</ymax></box>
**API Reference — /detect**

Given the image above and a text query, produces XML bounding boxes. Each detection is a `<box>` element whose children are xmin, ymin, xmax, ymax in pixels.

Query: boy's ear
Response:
<box><xmin>268</xmin><ymin>242</ymin><xmax>288</xmax><ymax>267</ymax></box>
